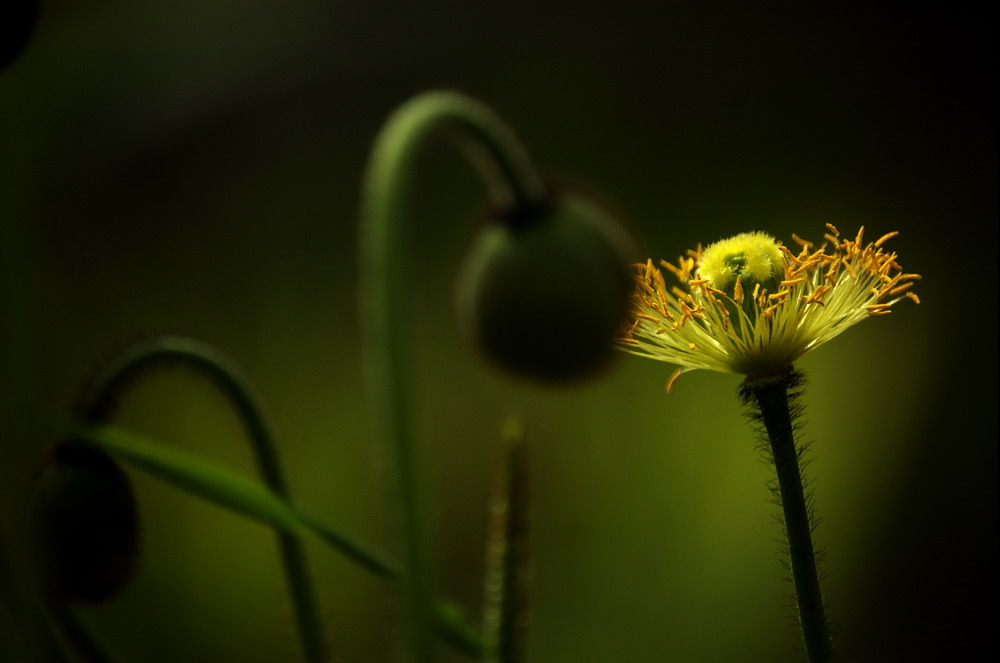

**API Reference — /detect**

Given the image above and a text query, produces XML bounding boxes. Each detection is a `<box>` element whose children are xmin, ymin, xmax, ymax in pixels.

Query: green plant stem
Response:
<box><xmin>358</xmin><ymin>91</ymin><xmax>546</xmax><ymax>663</ymax></box>
<box><xmin>79</xmin><ymin>336</ymin><xmax>326</xmax><ymax>663</ymax></box>
<box><xmin>482</xmin><ymin>417</ymin><xmax>531</xmax><ymax>663</ymax></box>
<box><xmin>44</xmin><ymin>602</ymin><xmax>115</xmax><ymax>663</ymax></box>
<box><xmin>742</xmin><ymin>369</ymin><xmax>832</xmax><ymax>663</ymax></box>
<box><xmin>1</xmin><ymin>528</ymin><xmax>69</xmax><ymax>663</ymax></box>
<box><xmin>74</xmin><ymin>423</ymin><xmax>486</xmax><ymax>658</ymax></box>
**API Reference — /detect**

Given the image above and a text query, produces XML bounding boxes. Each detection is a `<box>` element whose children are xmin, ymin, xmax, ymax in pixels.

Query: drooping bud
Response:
<box><xmin>28</xmin><ymin>442</ymin><xmax>139</xmax><ymax>603</ymax></box>
<box><xmin>0</xmin><ymin>0</ymin><xmax>39</xmax><ymax>70</ymax></box>
<box><xmin>457</xmin><ymin>190</ymin><xmax>636</xmax><ymax>382</ymax></box>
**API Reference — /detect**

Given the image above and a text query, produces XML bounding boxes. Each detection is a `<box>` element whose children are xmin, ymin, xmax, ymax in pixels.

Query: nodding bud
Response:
<box><xmin>28</xmin><ymin>442</ymin><xmax>139</xmax><ymax>603</ymax></box>
<box><xmin>0</xmin><ymin>0</ymin><xmax>39</xmax><ymax>70</ymax></box>
<box><xmin>457</xmin><ymin>190</ymin><xmax>637</xmax><ymax>382</ymax></box>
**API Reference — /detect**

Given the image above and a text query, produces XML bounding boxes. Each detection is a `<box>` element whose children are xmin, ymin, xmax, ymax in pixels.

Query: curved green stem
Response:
<box><xmin>359</xmin><ymin>91</ymin><xmax>547</xmax><ymax>663</ymax></box>
<box><xmin>741</xmin><ymin>368</ymin><xmax>832</xmax><ymax>663</ymax></box>
<box><xmin>78</xmin><ymin>335</ymin><xmax>326</xmax><ymax>663</ymax></box>
<box><xmin>44</xmin><ymin>602</ymin><xmax>115</xmax><ymax>663</ymax></box>
<box><xmin>1</xmin><ymin>527</ymin><xmax>69</xmax><ymax>663</ymax></box>
<box><xmin>74</xmin><ymin>422</ymin><xmax>486</xmax><ymax>658</ymax></box>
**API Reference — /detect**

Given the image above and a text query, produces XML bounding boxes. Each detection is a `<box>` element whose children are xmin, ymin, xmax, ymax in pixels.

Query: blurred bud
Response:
<box><xmin>0</xmin><ymin>0</ymin><xmax>39</xmax><ymax>71</ymax></box>
<box><xmin>28</xmin><ymin>442</ymin><xmax>139</xmax><ymax>603</ymax></box>
<box><xmin>457</xmin><ymin>190</ymin><xmax>637</xmax><ymax>382</ymax></box>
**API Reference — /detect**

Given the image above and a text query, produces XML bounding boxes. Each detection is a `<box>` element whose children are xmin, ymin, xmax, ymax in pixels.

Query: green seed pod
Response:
<box><xmin>458</xmin><ymin>190</ymin><xmax>636</xmax><ymax>382</ymax></box>
<box><xmin>697</xmin><ymin>231</ymin><xmax>785</xmax><ymax>330</ymax></box>
<box><xmin>28</xmin><ymin>442</ymin><xmax>139</xmax><ymax>603</ymax></box>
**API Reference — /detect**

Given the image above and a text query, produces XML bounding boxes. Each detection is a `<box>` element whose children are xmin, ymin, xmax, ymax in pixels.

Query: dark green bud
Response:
<box><xmin>28</xmin><ymin>442</ymin><xmax>139</xmax><ymax>603</ymax></box>
<box><xmin>1</xmin><ymin>0</ymin><xmax>39</xmax><ymax>70</ymax></box>
<box><xmin>457</xmin><ymin>191</ymin><xmax>636</xmax><ymax>382</ymax></box>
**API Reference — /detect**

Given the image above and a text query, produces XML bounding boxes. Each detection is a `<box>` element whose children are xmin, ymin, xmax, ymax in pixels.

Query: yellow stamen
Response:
<box><xmin>666</xmin><ymin>369</ymin><xmax>683</xmax><ymax>394</ymax></box>
<box><xmin>780</xmin><ymin>245</ymin><xmax>803</xmax><ymax>265</ymax></box>
<box><xmin>842</xmin><ymin>257</ymin><xmax>857</xmax><ymax>280</ymax></box>
<box><xmin>888</xmin><ymin>282</ymin><xmax>915</xmax><ymax>297</ymax></box>
<box><xmin>791</xmin><ymin>233</ymin><xmax>813</xmax><ymax>248</ymax></box>
<box><xmin>619</xmin><ymin>225</ymin><xmax>917</xmax><ymax>383</ymax></box>
<box><xmin>874</xmin><ymin>231</ymin><xmax>899</xmax><ymax>248</ymax></box>
<box><xmin>662</xmin><ymin>260</ymin><xmax>687</xmax><ymax>283</ymax></box>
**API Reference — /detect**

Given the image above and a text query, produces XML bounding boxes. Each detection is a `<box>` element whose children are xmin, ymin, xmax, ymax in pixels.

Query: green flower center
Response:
<box><xmin>698</xmin><ymin>232</ymin><xmax>784</xmax><ymax>297</ymax></box>
<box><xmin>724</xmin><ymin>252</ymin><xmax>748</xmax><ymax>274</ymax></box>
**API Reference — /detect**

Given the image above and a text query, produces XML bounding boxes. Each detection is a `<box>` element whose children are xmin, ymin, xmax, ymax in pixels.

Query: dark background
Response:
<box><xmin>1</xmin><ymin>2</ymin><xmax>995</xmax><ymax>662</ymax></box>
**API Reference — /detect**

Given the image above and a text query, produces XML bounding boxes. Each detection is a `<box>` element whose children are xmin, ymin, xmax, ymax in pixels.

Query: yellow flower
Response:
<box><xmin>619</xmin><ymin>224</ymin><xmax>920</xmax><ymax>390</ymax></box>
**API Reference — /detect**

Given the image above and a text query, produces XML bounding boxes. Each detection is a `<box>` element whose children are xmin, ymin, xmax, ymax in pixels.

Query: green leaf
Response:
<box><xmin>72</xmin><ymin>424</ymin><xmax>485</xmax><ymax>657</ymax></box>
<box><xmin>73</xmin><ymin>425</ymin><xmax>394</xmax><ymax>576</ymax></box>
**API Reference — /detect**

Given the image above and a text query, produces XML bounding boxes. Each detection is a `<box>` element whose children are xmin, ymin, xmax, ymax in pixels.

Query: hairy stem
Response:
<box><xmin>79</xmin><ymin>335</ymin><xmax>326</xmax><ymax>663</ymax></box>
<box><xmin>741</xmin><ymin>368</ymin><xmax>832</xmax><ymax>663</ymax></box>
<box><xmin>482</xmin><ymin>417</ymin><xmax>531</xmax><ymax>663</ymax></box>
<box><xmin>358</xmin><ymin>91</ymin><xmax>546</xmax><ymax>662</ymax></box>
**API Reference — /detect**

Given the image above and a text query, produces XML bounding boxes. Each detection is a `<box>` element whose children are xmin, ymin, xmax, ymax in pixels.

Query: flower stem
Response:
<box><xmin>482</xmin><ymin>417</ymin><xmax>531</xmax><ymax>663</ymax></box>
<box><xmin>741</xmin><ymin>368</ymin><xmax>832</xmax><ymax>663</ymax></box>
<box><xmin>74</xmin><ymin>422</ymin><xmax>487</xmax><ymax>658</ymax></box>
<box><xmin>79</xmin><ymin>335</ymin><xmax>327</xmax><ymax>663</ymax></box>
<box><xmin>44</xmin><ymin>602</ymin><xmax>115</xmax><ymax>663</ymax></box>
<box><xmin>1</xmin><ymin>527</ymin><xmax>69</xmax><ymax>663</ymax></box>
<box><xmin>359</xmin><ymin>91</ymin><xmax>546</xmax><ymax>663</ymax></box>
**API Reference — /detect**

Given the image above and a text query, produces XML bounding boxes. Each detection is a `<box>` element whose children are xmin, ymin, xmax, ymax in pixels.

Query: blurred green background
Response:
<box><xmin>1</xmin><ymin>1</ymin><xmax>995</xmax><ymax>662</ymax></box>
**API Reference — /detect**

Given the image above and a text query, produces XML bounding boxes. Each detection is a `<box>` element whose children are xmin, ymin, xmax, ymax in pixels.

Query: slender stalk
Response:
<box><xmin>741</xmin><ymin>368</ymin><xmax>832</xmax><ymax>663</ymax></box>
<box><xmin>1</xmin><ymin>527</ymin><xmax>69</xmax><ymax>663</ymax></box>
<box><xmin>44</xmin><ymin>602</ymin><xmax>115</xmax><ymax>663</ymax></box>
<box><xmin>73</xmin><ymin>422</ymin><xmax>488</xmax><ymax>658</ymax></box>
<box><xmin>78</xmin><ymin>335</ymin><xmax>327</xmax><ymax>663</ymax></box>
<box><xmin>482</xmin><ymin>416</ymin><xmax>531</xmax><ymax>663</ymax></box>
<box><xmin>358</xmin><ymin>91</ymin><xmax>546</xmax><ymax>663</ymax></box>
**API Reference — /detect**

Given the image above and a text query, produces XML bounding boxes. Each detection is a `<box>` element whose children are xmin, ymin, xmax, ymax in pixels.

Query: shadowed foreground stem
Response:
<box><xmin>741</xmin><ymin>368</ymin><xmax>832</xmax><ymax>663</ymax></box>
<box><xmin>78</xmin><ymin>336</ymin><xmax>326</xmax><ymax>663</ymax></box>
<box><xmin>73</xmin><ymin>423</ymin><xmax>486</xmax><ymax>658</ymax></box>
<box><xmin>1</xmin><ymin>527</ymin><xmax>69</xmax><ymax>663</ymax></box>
<box><xmin>359</xmin><ymin>91</ymin><xmax>546</xmax><ymax>663</ymax></box>
<box><xmin>44</xmin><ymin>603</ymin><xmax>115</xmax><ymax>663</ymax></box>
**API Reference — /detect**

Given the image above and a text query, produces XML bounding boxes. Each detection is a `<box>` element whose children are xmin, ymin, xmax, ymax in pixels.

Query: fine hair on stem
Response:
<box><xmin>739</xmin><ymin>367</ymin><xmax>833</xmax><ymax>663</ymax></box>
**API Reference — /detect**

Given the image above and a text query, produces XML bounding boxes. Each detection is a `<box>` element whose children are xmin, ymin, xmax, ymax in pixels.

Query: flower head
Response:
<box><xmin>619</xmin><ymin>224</ymin><xmax>920</xmax><ymax>389</ymax></box>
